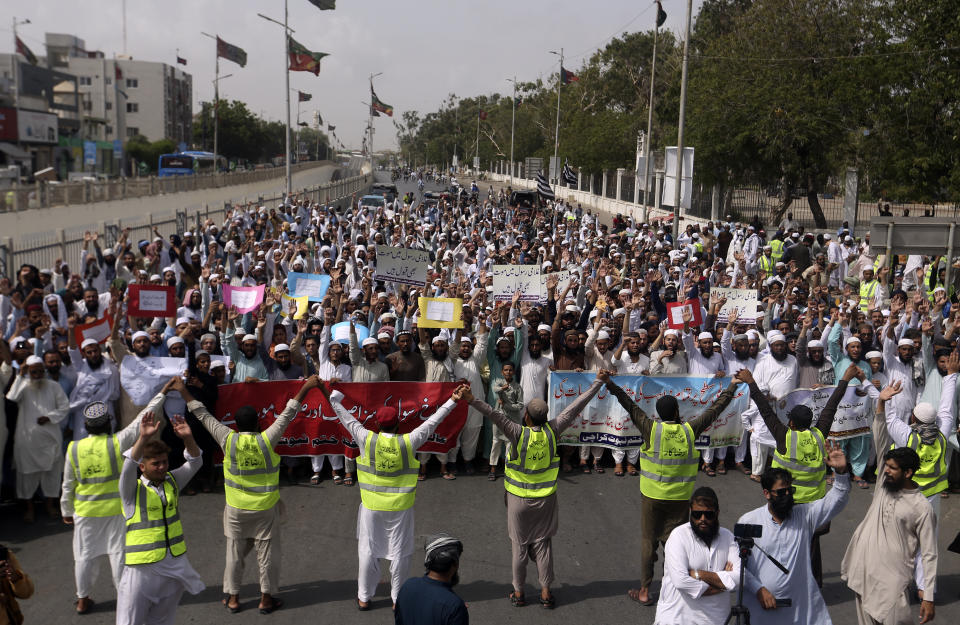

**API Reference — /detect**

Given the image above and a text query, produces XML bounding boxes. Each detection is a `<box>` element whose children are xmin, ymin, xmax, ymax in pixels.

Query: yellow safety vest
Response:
<box><xmin>223</xmin><ymin>431</ymin><xmax>281</xmax><ymax>511</ymax></box>
<box><xmin>356</xmin><ymin>432</ymin><xmax>420</xmax><ymax>511</ymax></box>
<box><xmin>770</xmin><ymin>239</ymin><xmax>785</xmax><ymax>263</ymax></box>
<box><xmin>504</xmin><ymin>424</ymin><xmax>560</xmax><ymax>498</ymax></box>
<box><xmin>859</xmin><ymin>280</ymin><xmax>879</xmax><ymax>313</ymax></box>
<box><xmin>67</xmin><ymin>434</ymin><xmax>123</xmax><ymax>518</ymax></box>
<box><xmin>638</xmin><ymin>422</ymin><xmax>699</xmax><ymax>501</ymax></box>
<box><xmin>759</xmin><ymin>255</ymin><xmax>774</xmax><ymax>275</ymax></box>
<box><xmin>771</xmin><ymin>429</ymin><xmax>826</xmax><ymax>503</ymax></box>
<box><xmin>124</xmin><ymin>474</ymin><xmax>186</xmax><ymax>565</ymax></box>
<box><xmin>903</xmin><ymin>432</ymin><xmax>948</xmax><ymax>497</ymax></box>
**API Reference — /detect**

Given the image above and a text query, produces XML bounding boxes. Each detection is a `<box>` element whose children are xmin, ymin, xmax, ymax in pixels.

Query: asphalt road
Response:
<box><xmin>4</xmin><ymin>174</ymin><xmax>959</xmax><ymax>624</ymax></box>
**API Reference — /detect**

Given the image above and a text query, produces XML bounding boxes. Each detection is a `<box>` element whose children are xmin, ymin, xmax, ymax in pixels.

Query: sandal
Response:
<box><xmin>717</xmin><ymin>465</ymin><xmax>727</xmax><ymax>475</ymax></box>
<box><xmin>258</xmin><ymin>598</ymin><xmax>282</xmax><ymax>615</ymax></box>
<box><xmin>581</xmin><ymin>464</ymin><xmax>592</xmax><ymax>474</ymax></box>
<box><xmin>628</xmin><ymin>465</ymin><xmax>639</xmax><ymax>476</ymax></box>
<box><xmin>826</xmin><ymin>474</ymin><xmax>835</xmax><ymax>485</ymax></box>
<box><xmin>418</xmin><ymin>473</ymin><xmax>427</xmax><ymax>481</ymax></box>
<box><xmin>856</xmin><ymin>477</ymin><xmax>869</xmax><ymax>489</ymax></box>
<box><xmin>221</xmin><ymin>595</ymin><xmax>241</xmax><ymax>614</ymax></box>
<box><xmin>356</xmin><ymin>598</ymin><xmax>371</xmax><ymax>611</ymax></box>
<box><xmin>333</xmin><ymin>474</ymin><xmax>344</xmax><ymax>485</ymax></box>
<box><xmin>539</xmin><ymin>594</ymin><xmax>556</xmax><ymax>609</ymax></box>
<box><xmin>735</xmin><ymin>462</ymin><xmax>751</xmax><ymax>475</ymax></box>
<box><xmin>488</xmin><ymin>471</ymin><xmax>497</xmax><ymax>481</ymax></box>
<box><xmin>614</xmin><ymin>469</ymin><xmax>624</xmax><ymax>477</ymax></box>
<box><xmin>749</xmin><ymin>474</ymin><xmax>762</xmax><ymax>483</ymax></box>
<box><xmin>310</xmin><ymin>473</ymin><xmax>321</xmax><ymax>485</ymax></box>
<box><xmin>76</xmin><ymin>598</ymin><xmax>95</xmax><ymax>614</ymax></box>
<box><xmin>940</xmin><ymin>491</ymin><xmax>949</xmax><ymax>498</ymax></box>
<box><xmin>442</xmin><ymin>472</ymin><xmax>457</xmax><ymax>480</ymax></box>
<box><xmin>704</xmin><ymin>465</ymin><xmax>717</xmax><ymax>477</ymax></box>
<box><xmin>593</xmin><ymin>464</ymin><xmax>604</xmax><ymax>474</ymax></box>
<box><xmin>627</xmin><ymin>588</ymin><xmax>655</xmax><ymax>606</ymax></box>
<box><xmin>344</xmin><ymin>474</ymin><xmax>355</xmax><ymax>487</ymax></box>
<box><xmin>510</xmin><ymin>592</ymin><xmax>527</xmax><ymax>607</ymax></box>
<box><xmin>562</xmin><ymin>463</ymin><xmax>574</xmax><ymax>473</ymax></box>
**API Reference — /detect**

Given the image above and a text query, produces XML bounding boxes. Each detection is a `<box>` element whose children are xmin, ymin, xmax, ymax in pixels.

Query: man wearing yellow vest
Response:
<box><xmin>461</xmin><ymin>369</ymin><xmax>611</xmax><ymax>609</ymax></box>
<box><xmin>606</xmin><ymin>373</ymin><xmax>739</xmax><ymax>607</ymax></box>
<box><xmin>859</xmin><ymin>267</ymin><xmax>881</xmax><ymax>313</ymax></box>
<box><xmin>769</xmin><ymin>236</ymin><xmax>785</xmax><ymax>263</ymax></box>
<box><xmin>317</xmin><ymin>379</ymin><xmax>467</xmax><ymax>611</ymax></box>
<box><xmin>758</xmin><ymin>245</ymin><xmax>775</xmax><ymax>276</ymax></box>
<box><xmin>875</xmin><ymin>351</ymin><xmax>958</xmax><ymax>602</ymax></box>
<box><xmin>168</xmin><ymin>375</ymin><xmax>316</xmax><ymax>614</ymax></box>
<box><xmin>61</xmin><ymin>398</ymin><xmax>154</xmax><ymax>614</ymax></box>
<box><xmin>734</xmin><ymin>364</ymin><xmax>861</xmax><ymax>587</ymax></box>
<box><xmin>116</xmin><ymin>392</ymin><xmax>205</xmax><ymax>625</ymax></box>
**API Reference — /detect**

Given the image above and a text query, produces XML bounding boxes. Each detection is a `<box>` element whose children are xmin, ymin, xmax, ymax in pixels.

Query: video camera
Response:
<box><xmin>733</xmin><ymin>523</ymin><xmax>762</xmax><ymax>539</ymax></box>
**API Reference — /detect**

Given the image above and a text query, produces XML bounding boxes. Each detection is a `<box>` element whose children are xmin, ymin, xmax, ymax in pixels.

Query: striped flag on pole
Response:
<box><xmin>536</xmin><ymin>170</ymin><xmax>555</xmax><ymax>201</ymax></box>
<box><xmin>562</xmin><ymin>160</ymin><xmax>577</xmax><ymax>186</ymax></box>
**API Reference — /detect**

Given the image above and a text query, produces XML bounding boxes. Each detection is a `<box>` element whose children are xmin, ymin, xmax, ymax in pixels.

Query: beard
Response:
<box><xmin>769</xmin><ymin>494</ymin><xmax>794</xmax><ymax>519</ymax></box>
<box><xmin>882</xmin><ymin>475</ymin><xmax>905</xmax><ymax>492</ymax></box>
<box><xmin>899</xmin><ymin>354</ymin><xmax>913</xmax><ymax>365</ymax></box>
<box><xmin>627</xmin><ymin>347</ymin><xmax>641</xmax><ymax>357</ymax></box>
<box><xmin>700</xmin><ymin>347</ymin><xmax>714</xmax><ymax>359</ymax></box>
<box><xmin>735</xmin><ymin>349</ymin><xmax>751</xmax><ymax>361</ymax></box>
<box><xmin>691</xmin><ymin>520</ymin><xmax>719</xmax><ymax>545</ymax></box>
<box><xmin>808</xmin><ymin>353</ymin><xmax>824</xmax><ymax>366</ymax></box>
<box><xmin>771</xmin><ymin>349</ymin><xmax>789</xmax><ymax>362</ymax></box>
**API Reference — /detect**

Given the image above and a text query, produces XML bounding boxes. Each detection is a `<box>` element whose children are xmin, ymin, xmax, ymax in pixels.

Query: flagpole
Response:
<box><xmin>508</xmin><ymin>76</ymin><xmax>516</xmax><ymax>185</ymax></box>
<box><xmin>214</xmin><ymin>51</ymin><xmax>219</xmax><ymax>169</ymax></box>
<box><xmin>474</xmin><ymin>108</ymin><xmax>480</xmax><ymax>171</ymax></box>
<box><xmin>643</xmin><ymin>12</ymin><xmax>660</xmax><ymax>223</ymax></box>
<box><xmin>284</xmin><ymin>0</ymin><xmax>292</xmax><ymax>199</ymax></box>
<box><xmin>553</xmin><ymin>47</ymin><xmax>563</xmax><ymax>185</ymax></box>
<box><xmin>672</xmin><ymin>0</ymin><xmax>692</xmax><ymax>240</ymax></box>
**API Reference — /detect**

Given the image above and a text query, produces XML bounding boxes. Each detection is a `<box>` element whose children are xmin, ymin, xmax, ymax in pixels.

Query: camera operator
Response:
<box><xmin>736</xmin><ymin>442</ymin><xmax>850</xmax><ymax>624</ymax></box>
<box><xmin>0</xmin><ymin>546</ymin><xmax>34</xmax><ymax>625</ymax></box>
<box><xmin>654</xmin><ymin>487</ymin><xmax>739</xmax><ymax>624</ymax></box>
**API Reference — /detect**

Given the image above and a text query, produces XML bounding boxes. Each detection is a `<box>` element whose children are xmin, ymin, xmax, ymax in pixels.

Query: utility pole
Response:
<box><xmin>507</xmin><ymin>76</ymin><xmax>517</xmax><ymax>184</ymax></box>
<box><xmin>550</xmin><ymin>48</ymin><xmax>564</xmax><ymax>185</ymax></box>
<box><xmin>672</xmin><ymin>0</ymin><xmax>693</xmax><ymax>240</ymax></box>
<box><xmin>258</xmin><ymin>3</ymin><xmax>293</xmax><ymax>198</ymax></box>
<box><xmin>643</xmin><ymin>14</ymin><xmax>661</xmax><ymax>223</ymax></box>
<box><xmin>369</xmin><ymin>72</ymin><xmax>382</xmax><ymax>171</ymax></box>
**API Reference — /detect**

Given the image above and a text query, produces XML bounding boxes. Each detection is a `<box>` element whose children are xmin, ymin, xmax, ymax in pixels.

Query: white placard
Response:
<box><xmin>230</xmin><ymin>289</ymin><xmax>260</xmax><ymax>310</ymax></box>
<box><xmin>79</xmin><ymin>319</ymin><xmax>112</xmax><ymax>344</ymax></box>
<box><xmin>662</xmin><ymin>146</ymin><xmax>694</xmax><ymax>209</ymax></box>
<box><xmin>713</xmin><ymin>287</ymin><xmax>759</xmax><ymax>324</ymax></box>
<box><xmin>375</xmin><ymin>245</ymin><xmax>430</xmax><ymax>286</ymax></box>
<box><xmin>426</xmin><ymin>300</ymin><xmax>455</xmax><ymax>322</ymax></box>
<box><xmin>120</xmin><ymin>356</ymin><xmax>187</xmax><ymax>405</ymax></box>
<box><xmin>493</xmin><ymin>265</ymin><xmax>541</xmax><ymax>302</ymax></box>
<box><xmin>139</xmin><ymin>290</ymin><xmax>170</xmax><ymax>312</ymax></box>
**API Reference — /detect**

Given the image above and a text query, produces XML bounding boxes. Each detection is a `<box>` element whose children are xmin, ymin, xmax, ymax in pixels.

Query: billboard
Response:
<box><xmin>18</xmin><ymin>110</ymin><xmax>58</xmax><ymax>144</ymax></box>
<box><xmin>0</xmin><ymin>107</ymin><xmax>16</xmax><ymax>141</ymax></box>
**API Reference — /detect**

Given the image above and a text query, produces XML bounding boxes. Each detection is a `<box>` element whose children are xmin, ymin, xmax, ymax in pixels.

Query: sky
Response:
<box><xmin>5</xmin><ymin>0</ymin><xmax>704</xmax><ymax>150</ymax></box>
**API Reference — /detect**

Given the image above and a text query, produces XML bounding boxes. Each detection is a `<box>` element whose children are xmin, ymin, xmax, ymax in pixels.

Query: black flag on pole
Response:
<box><xmin>536</xmin><ymin>170</ymin><xmax>555</xmax><ymax>201</ymax></box>
<box><xmin>562</xmin><ymin>160</ymin><xmax>577</xmax><ymax>186</ymax></box>
<box><xmin>656</xmin><ymin>1</ymin><xmax>667</xmax><ymax>28</ymax></box>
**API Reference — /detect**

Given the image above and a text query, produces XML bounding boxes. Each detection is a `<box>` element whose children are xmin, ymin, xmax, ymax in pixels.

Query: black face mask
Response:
<box><xmin>770</xmin><ymin>492</ymin><xmax>794</xmax><ymax>518</ymax></box>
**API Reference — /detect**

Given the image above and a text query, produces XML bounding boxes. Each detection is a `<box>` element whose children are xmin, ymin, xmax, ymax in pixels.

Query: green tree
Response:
<box><xmin>124</xmin><ymin>135</ymin><xmax>176</xmax><ymax>173</ymax></box>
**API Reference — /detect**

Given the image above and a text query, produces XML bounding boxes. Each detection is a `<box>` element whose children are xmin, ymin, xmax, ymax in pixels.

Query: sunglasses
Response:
<box><xmin>768</xmin><ymin>486</ymin><xmax>796</xmax><ymax>497</ymax></box>
<box><xmin>690</xmin><ymin>510</ymin><xmax>717</xmax><ymax>520</ymax></box>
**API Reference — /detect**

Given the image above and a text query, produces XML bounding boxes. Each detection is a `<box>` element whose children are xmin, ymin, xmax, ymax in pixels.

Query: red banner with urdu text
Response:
<box><xmin>214</xmin><ymin>380</ymin><xmax>466</xmax><ymax>457</ymax></box>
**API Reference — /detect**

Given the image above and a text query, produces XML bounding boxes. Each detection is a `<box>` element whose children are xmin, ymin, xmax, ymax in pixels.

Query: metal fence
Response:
<box><xmin>1</xmin><ymin>161</ymin><xmax>330</xmax><ymax>212</ymax></box>
<box><xmin>0</xmin><ymin>172</ymin><xmax>370</xmax><ymax>277</ymax></box>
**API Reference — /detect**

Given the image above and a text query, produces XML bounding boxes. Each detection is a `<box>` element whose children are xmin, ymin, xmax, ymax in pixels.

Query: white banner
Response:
<box><xmin>120</xmin><ymin>356</ymin><xmax>187</xmax><ymax>406</ymax></box>
<box><xmin>713</xmin><ymin>287</ymin><xmax>759</xmax><ymax>325</ymax></box>
<box><xmin>777</xmin><ymin>385</ymin><xmax>872</xmax><ymax>440</ymax></box>
<box><xmin>662</xmin><ymin>146</ymin><xmax>694</xmax><ymax>209</ymax></box>
<box><xmin>375</xmin><ymin>245</ymin><xmax>430</xmax><ymax>286</ymax></box>
<box><xmin>493</xmin><ymin>265</ymin><xmax>541</xmax><ymax>302</ymax></box>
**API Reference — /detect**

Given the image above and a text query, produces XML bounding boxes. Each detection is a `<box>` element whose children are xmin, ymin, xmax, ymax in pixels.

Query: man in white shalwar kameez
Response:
<box><xmin>318</xmin><ymin>380</ymin><xmax>465</xmax><ymax>609</ymax></box>
<box><xmin>737</xmin><ymin>443</ymin><xmax>851</xmax><ymax>625</ymax></box>
<box><xmin>67</xmin><ymin>338</ymin><xmax>121</xmax><ymax>440</ymax></box>
<box><xmin>741</xmin><ymin>332</ymin><xmax>797</xmax><ymax>480</ymax></box>
<box><xmin>116</xmin><ymin>403</ymin><xmax>205</xmax><ymax>625</ymax></box>
<box><xmin>6</xmin><ymin>354</ymin><xmax>70</xmax><ymax>522</ymax></box>
<box><xmin>60</xmin><ymin>397</ymin><xmax>156</xmax><ymax>613</ymax></box>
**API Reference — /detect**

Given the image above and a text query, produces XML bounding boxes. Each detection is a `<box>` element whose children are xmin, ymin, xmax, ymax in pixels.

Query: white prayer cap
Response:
<box><xmin>865</xmin><ymin>350</ymin><xmax>883</xmax><ymax>360</ymax></box>
<box><xmin>596</xmin><ymin>331</ymin><xmax>611</xmax><ymax>341</ymax></box>
<box><xmin>377</xmin><ymin>333</ymin><xmax>392</xmax><ymax>340</ymax></box>
<box><xmin>132</xmin><ymin>331</ymin><xmax>150</xmax><ymax>342</ymax></box>
<box><xmin>807</xmin><ymin>340</ymin><xmax>824</xmax><ymax>349</ymax></box>
<box><xmin>362</xmin><ymin>337</ymin><xmax>378</xmax><ymax>347</ymax></box>
<box><xmin>184</xmin><ymin>231</ymin><xmax>193</xmax><ymax>237</ymax></box>
<box><xmin>25</xmin><ymin>355</ymin><xmax>43</xmax><ymax>367</ymax></box>
<box><xmin>767</xmin><ymin>331</ymin><xmax>786</xmax><ymax>344</ymax></box>
<box><xmin>81</xmin><ymin>338</ymin><xmax>99</xmax><ymax>349</ymax></box>
<box><xmin>664</xmin><ymin>329</ymin><xmax>680</xmax><ymax>338</ymax></box>
<box><xmin>542</xmin><ymin>261</ymin><xmax>553</xmax><ymax>268</ymax></box>
<box><xmin>897</xmin><ymin>338</ymin><xmax>915</xmax><ymax>348</ymax></box>
<box><xmin>431</xmin><ymin>336</ymin><xmax>448</xmax><ymax>345</ymax></box>
<box><xmin>843</xmin><ymin>336</ymin><xmax>861</xmax><ymax>347</ymax></box>
<box><xmin>150</xmin><ymin>274</ymin><xmax>161</xmax><ymax>282</ymax></box>
<box><xmin>167</xmin><ymin>336</ymin><xmax>184</xmax><ymax>348</ymax></box>
<box><xmin>380</xmin><ymin>312</ymin><xmax>397</xmax><ymax>321</ymax></box>
<box><xmin>242</xmin><ymin>334</ymin><xmax>258</xmax><ymax>343</ymax></box>
<box><xmin>537</xmin><ymin>324</ymin><xmax>552</xmax><ymax>333</ymax></box>
<box><xmin>913</xmin><ymin>402</ymin><xmax>937</xmax><ymax>424</ymax></box>
<box><xmin>763</xmin><ymin>245</ymin><xmax>772</xmax><ymax>251</ymax></box>
<box><xmin>823</xmin><ymin>233</ymin><xmax>832</xmax><ymax>240</ymax></box>
<box><xmin>176</xmin><ymin>317</ymin><xmax>191</xmax><ymax>326</ymax></box>
<box><xmin>565</xmin><ymin>305</ymin><xmax>579</xmax><ymax>313</ymax></box>
<box><xmin>496</xmin><ymin>336</ymin><xmax>511</xmax><ymax>345</ymax></box>
<box><xmin>273</xmin><ymin>343</ymin><xmax>290</xmax><ymax>352</ymax></box>
<box><xmin>697</xmin><ymin>331</ymin><xmax>714</xmax><ymax>341</ymax></box>
<box><xmin>502</xmin><ymin>326</ymin><xmax>515</xmax><ymax>334</ymax></box>
<box><xmin>747</xmin><ymin>330</ymin><xmax>760</xmax><ymax>340</ymax></box>
<box><xmin>210</xmin><ymin>360</ymin><xmax>226</xmax><ymax>369</ymax></box>
<box><xmin>460</xmin><ymin>336</ymin><xmax>474</xmax><ymax>344</ymax></box>
<box><xmin>612</xmin><ymin>308</ymin><xmax>627</xmax><ymax>317</ymax></box>
<box><xmin>589</xmin><ymin>309</ymin><xmax>599</xmax><ymax>320</ymax></box>
<box><xmin>45</xmin><ymin>294</ymin><xmax>58</xmax><ymax>302</ymax></box>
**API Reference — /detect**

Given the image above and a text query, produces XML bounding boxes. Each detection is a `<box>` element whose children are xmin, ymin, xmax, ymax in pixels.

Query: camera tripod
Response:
<box><xmin>725</xmin><ymin>537</ymin><xmax>790</xmax><ymax>625</ymax></box>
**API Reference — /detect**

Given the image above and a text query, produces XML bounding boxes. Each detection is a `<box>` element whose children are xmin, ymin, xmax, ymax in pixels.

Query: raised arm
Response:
<box><xmin>552</xmin><ymin>369</ymin><xmax>611</xmax><ymax>433</ymax></box>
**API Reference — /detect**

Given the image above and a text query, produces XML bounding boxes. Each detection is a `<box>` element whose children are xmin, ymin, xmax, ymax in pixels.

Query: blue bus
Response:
<box><xmin>157</xmin><ymin>151</ymin><xmax>225</xmax><ymax>177</ymax></box>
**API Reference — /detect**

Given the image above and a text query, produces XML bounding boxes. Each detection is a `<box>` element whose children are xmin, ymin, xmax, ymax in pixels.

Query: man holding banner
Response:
<box><xmin>316</xmin><ymin>379</ymin><xmax>468</xmax><ymax>611</ymax></box>
<box><xmin>604</xmin><ymin>373</ymin><xmax>740</xmax><ymax>607</ymax></box>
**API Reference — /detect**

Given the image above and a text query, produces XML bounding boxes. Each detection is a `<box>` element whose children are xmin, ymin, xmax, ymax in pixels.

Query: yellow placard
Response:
<box><xmin>418</xmin><ymin>297</ymin><xmax>464</xmax><ymax>329</ymax></box>
<box><xmin>281</xmin><ymin>293</ymin><xmax>309</xmax><ymax>319</ymax></box>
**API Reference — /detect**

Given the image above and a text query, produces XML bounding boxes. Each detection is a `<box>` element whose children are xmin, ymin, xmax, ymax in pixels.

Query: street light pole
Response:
<box><xmin>643</xmin><ymin>17</ymin><xmax>660</xmax><ymax>224</ymax></box>
<box><xmin>507</xmin><ymin>77</ymin><xmax>517</xmax><ymax>184</ymax></box>
<box><xmin>257</xmin><ymin>3</ymin><xmax>295</xmax><ymax>199</ymax></box>
<box><xmin>550</xmin><ymin>48</ymin><xmax>564</xmax><ymax>185</ymax></box>
<box><xmin>672</xmin><ymin>0</ymin><xmax>693</xmax><ymax>240</ymax></box>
